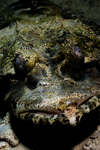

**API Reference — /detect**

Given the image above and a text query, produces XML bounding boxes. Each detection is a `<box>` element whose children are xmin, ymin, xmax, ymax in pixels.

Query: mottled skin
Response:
<box><xmin>0</xmin><ymin>6</ymin><xmax>100</xmax><ymax>148</ymax></box>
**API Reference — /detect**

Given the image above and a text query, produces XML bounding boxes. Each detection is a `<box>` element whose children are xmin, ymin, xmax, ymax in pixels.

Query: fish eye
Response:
<box><xmin>75</xmin><ymin>47</ymin><xmax>81</xmax><ymax>53</ymax></box>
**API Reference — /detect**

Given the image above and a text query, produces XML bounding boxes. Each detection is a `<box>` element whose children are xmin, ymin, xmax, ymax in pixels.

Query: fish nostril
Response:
<box><xmin>38</xmin><ymin>81</ymin><xmax>49</xmax><ymax>86</ymax></box>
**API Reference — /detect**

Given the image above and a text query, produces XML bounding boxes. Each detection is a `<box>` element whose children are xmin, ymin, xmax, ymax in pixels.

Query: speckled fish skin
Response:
<box><xmin>0</xmin><ymin>8</ymin><xmax>100</xmax><ymax>127</ymax></box>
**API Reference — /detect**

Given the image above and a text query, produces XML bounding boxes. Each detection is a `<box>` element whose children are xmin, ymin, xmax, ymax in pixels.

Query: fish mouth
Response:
<box><xmin>15</xmin><ymin>105</ymin><xmax>82</xmax><ymax>126</ymax></box>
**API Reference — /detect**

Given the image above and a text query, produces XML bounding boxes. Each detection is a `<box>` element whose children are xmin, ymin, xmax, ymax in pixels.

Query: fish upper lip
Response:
<box><xmin>16</xmin><ymin>108</ymin><xmax>64</xmax><ymax>116</ymax></box>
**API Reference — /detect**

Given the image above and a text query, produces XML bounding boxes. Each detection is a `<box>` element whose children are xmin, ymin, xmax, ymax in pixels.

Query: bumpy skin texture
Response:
<box><xmin>1</xmin><ymin>11</ymin><xmax>100</xmax><ymax>123</ymax></box>
<box><xmin>0</xmin><ymin>6</ymin><xmax>100</xmax><ymax>148</ymax></box>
